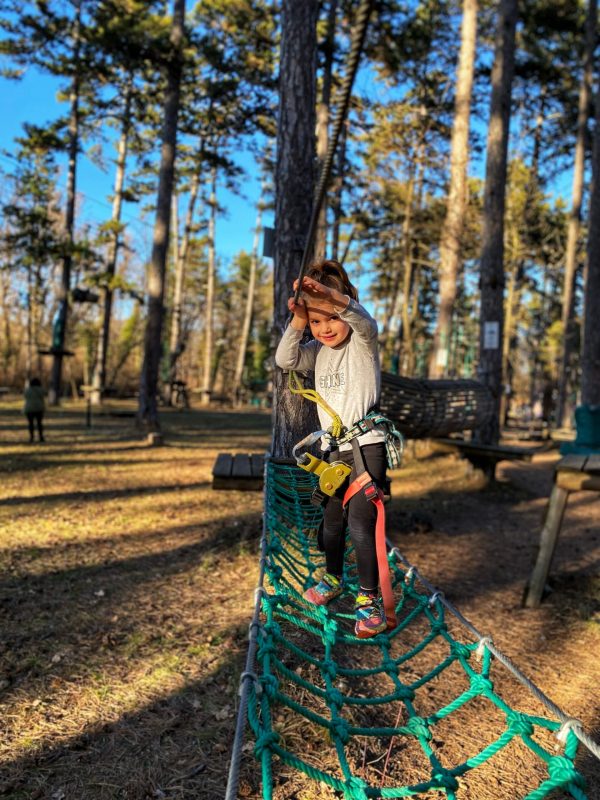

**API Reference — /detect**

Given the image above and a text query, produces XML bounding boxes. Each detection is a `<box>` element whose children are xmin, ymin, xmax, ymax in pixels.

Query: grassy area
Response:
<box><xmin>0</xmin><ymin>400</ymin><xmax>598</xmax><ymax>799</ymax></box>
<box><xmin>0</xmin><ymin>400</ymin><xmax>270</xmax><ymax>799</ymax></box>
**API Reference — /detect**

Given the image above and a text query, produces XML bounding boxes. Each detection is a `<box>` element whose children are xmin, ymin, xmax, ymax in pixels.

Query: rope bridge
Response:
<box><xmin>227</xmin><ymin>460</ymin><xmax>592</xmax><ymax>800</ymax></box>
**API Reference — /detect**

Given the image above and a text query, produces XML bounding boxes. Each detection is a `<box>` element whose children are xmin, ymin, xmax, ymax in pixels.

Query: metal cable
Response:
<box><xmin>225</xmin><ymin>458</ymin><xmax>271</xmax><ymax>800</ymax></box>
<box><xmin>293</xmin><ymin>0</ymin><xmax>374</xmax><ymax>303</ymax></box>
<box><xmin>388</xmin><ymin>546</ymin><xmax>600</xmax><ymax>762</ymax></box>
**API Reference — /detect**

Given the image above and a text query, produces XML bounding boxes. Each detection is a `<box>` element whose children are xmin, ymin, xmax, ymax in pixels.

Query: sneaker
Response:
<box><xmin>303</xmin><ymin>573</ymin><xmax>343</xmax><ymax>606</ymax></box>
<box><xmin>355</xmin><ymin>592</ymin><xmax>387</xmax><ymax>638</ymax></box>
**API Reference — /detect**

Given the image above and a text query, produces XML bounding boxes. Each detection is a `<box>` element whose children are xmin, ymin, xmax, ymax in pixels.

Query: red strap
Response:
<box><xmin>343</xmin><ymin>473</ymin><xmax>396</xmax><ymax>630</ymax></box>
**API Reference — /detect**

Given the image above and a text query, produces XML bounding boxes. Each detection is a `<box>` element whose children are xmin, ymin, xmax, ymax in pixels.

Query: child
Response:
<box><xmin>24</xmin><ymin>377</ymin><xmax>46</xmax><ymax>443</ymax></box>
<box><xmin>275</xmin><ymin>259</ymin><xmax>388</xmax><ymax>638</ymax></box>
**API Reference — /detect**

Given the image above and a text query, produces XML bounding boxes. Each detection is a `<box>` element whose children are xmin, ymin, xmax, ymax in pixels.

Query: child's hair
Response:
<box><xmin>305</xmin><ymin>259</ymin><xmax>359</xmax><ymax>301</ymax></box>
<box><xmin>29</xmin><ymin>377</ymin><xmax>41</xmax><ymax>387</ymax></box>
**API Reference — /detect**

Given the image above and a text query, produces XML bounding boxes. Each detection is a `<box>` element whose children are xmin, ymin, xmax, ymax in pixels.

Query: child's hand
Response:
<box><xmin>295</xmin><ymin>276</ymin><xmax>332</xmax><ymax>302</ymax></box>
<box><xmin>288</xmin><ymin>295</ymin><xmax>308</xmax><ymax>329</ymax></box>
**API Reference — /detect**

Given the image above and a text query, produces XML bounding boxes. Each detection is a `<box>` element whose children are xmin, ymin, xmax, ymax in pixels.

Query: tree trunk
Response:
<box><xmin>314</xmin><ymin>0</ymin><xmax>338</xmax><ymax>260</ymax></box>
<box><xmin>168</xmin><ymin>160</ymin><xmax>201</xmax><ymax>395</ymax></box>
<box><xmin>49</xmin><ymin>0</ymin><xmax>81</xmax><ymax>405</ymax></box>
<box><xmin>556</xmin><ymin>0</ymin><xmax>596</xmax><ymax>426</ymax></box>
<box><xmin>200</xmin><ymin>164</ymin><xmax>217</xmax><ymax>406</ymax></box>
<box><xmin>581</xmin><ymin>50</ymin><xmax>600</xmax><ymax>405</ymax></box>
<box><xmin>474</xmin><ymin>0</ymin><xmax>518</xmax><ymax>453</ymax></box>
<box><xmin>91</xmin><ymin>79</ymin><xmax>132</xmax><ymax>405</ymax></box>
<box><xmin>138</xmin><ymin>0</ymin><xmax>185</xmax><ymax>430</ymax></box>
<box><xmin>232</xmin><ymin>179</ymin><xmax>266</xmax><ymax>404</ymax></box>
<box><xmin>272</xmin><ymin>0</ymin><xmax>319</xmax><ymax>459</ymax></box>
<box><xmin>429</xmin><ymin>0</ymin><xmax>478</xmax><ymax>378</ymax></box>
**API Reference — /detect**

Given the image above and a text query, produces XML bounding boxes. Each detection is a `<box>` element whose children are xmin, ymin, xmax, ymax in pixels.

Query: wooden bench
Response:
<box><xmin>432</xmin><ymin>437</ymin><xmax>535</xmax><ymax>477</ymax></box>
<box><xmin>212</xmin><ymin>453</ymin><xmax>266</xmax><ymax>490</ymax></box>
<box><xmin>523</xmin><ymin>453</ymin><xmax>600</xmax><ymax>608</ymax></box>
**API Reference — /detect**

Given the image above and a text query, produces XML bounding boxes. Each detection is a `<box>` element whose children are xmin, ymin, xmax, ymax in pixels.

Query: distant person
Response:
<box><xmin>24</xmin><ymin>377</ymin><xmax>45</xmax><ymax>443</ymax></box>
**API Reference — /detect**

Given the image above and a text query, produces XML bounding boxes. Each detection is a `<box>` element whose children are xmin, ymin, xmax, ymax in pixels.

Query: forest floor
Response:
<box><xmin>0</xmin><ymin>399</ymin><xmax>598</xmax><ymax>800</ymax></box>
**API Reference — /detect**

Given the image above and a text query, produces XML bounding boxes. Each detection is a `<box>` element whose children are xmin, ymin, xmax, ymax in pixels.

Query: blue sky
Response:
<box><xmin>0</xmin><ymin>66</ymin><xmax>272</xmax><ymax>275</ymax></box>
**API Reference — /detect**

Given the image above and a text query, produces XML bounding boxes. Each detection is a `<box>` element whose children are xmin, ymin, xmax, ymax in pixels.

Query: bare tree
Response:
<box><xmin>271</xmin><ymin>0</ymin><xmax>319</xmax><ymax>458</ymax></box>
<box><xmin>200</xmin><ymin>164</ymin><xmax>217</xmax><ymax>405</ymax></box>
<box><xmin>475</xmin><ymin>0</ymin><xmax>518</xmax><ymax>453</ymax></box>
<box><xmin>429</xmin><ymin>0</ymin><xmax>478</xmax><ymax>378</ymax></box>
<box><xmin>582</xmin><ymin>49</ymin><xmax>600</xmax><ymax>406</ymax></box>
<box><xmin>556</xmin><ymin>0</ymin><xmax>597</xmax><ymax>426</ymax></box>
<box><xmin>49</xmin><ymin>0</ymin><xmax>82</xmax><ymax>405</ymax></box>
<box><xmin>138</xmin><ymin>0</ymin><xmax>186</xmax><ymax>430</ymax></box>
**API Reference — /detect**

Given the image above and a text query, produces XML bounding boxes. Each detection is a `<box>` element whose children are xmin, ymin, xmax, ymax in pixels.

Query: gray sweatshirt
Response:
<box><xmin>275</xmin><ymin>297</ymin><xmax>385</xmax><ymax>452</ymax></box>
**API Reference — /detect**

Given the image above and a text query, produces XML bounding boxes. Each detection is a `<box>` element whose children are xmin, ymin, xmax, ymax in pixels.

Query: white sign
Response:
<box><xmin>483</xmin><ymin>321</ymin><xmax>500</xmax><ymax>350</ymax></box>
<box><xmin>435</xmin><ymin>348</ymin><xmax>448</xmax><ymax>367</ymax></box>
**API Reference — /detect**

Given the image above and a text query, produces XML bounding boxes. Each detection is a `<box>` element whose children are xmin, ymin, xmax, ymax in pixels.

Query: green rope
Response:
<box><xmin>246</xmin><ymin>461</ymin><xmax>587</xmax><ymax>799</ymax></box>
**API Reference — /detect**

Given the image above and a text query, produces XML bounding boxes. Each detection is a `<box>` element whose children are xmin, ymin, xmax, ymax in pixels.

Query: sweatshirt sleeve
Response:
<box><xmin>339</xmin><ymin>297</ymin><xmax>378</xmax><ymax>344</ymax></box>
<box><xmin>275</xmin><ymin>325</ymin><xmax>319</xmax><ymax>374</ymax></box>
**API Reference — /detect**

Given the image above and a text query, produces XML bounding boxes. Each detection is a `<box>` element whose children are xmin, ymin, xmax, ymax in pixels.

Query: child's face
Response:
<box><xmin>305</xmin><ymin>299</ymin><xmax>351</xmax><ymax>348</ymax></box>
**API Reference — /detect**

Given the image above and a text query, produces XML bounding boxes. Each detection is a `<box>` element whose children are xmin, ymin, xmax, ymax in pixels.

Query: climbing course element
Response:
<box><xmin>234</xmin><ymin>461</ymin><xmax>591</xmax><ymax>800</ymax></box>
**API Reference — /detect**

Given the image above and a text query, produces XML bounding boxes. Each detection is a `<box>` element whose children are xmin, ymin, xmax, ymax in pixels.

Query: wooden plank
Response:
<box><xmin>432</xmin><ymin>438</ymin><xmax>534</xmax><ymax>461</ymax></box>
<box><xmin>556</xmin><ymin>454</ymin><xmax>588</xmax><ymax>473</ymax></box>
<box><xmin>212</xmin><ymin>453</ymin><xmax>234</xmax><ymax>478</ymax></box>
<box><xmin>523</xmin><ymin>485</ymin><xmax>569</xmax><ymax>608</ymax></box>
<box><xmin>212</xmin><ymin>476</ymin><xmax>263</xmax><ymax>491</ymax></box>
<box><xmin>585</xmin><ymin>454</ymin><xmax>600</xmax><ymax>474</ymax></box>
<box><xmin>251</xmin><ymin>453</ymin><xmax>265</xmax><ymax>478</ymax></box>
<box><xmin>232</xmin><ymin>454</ymin><xmax>253</xmax><ymax>478</ymax></box>
<box><xmin>556</xmin><ymin>471</ymin><xmax>600</xmax><ymax>492</ymax></box>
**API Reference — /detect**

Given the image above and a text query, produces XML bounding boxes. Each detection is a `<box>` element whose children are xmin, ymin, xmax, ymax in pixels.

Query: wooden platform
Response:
<box><xmin>524</xmin><ymin>453</ymin><xmax>600</xmax><ymax>608</ymax></box>
<box><xmin>212</xmin><ymin>452</ymin><xmax>266</xmax><ymax>490</ymax></box>
<box><xmin>432</xmin><ymin>437</ymin><xmax>536</xmax><ymax>464</ymax></box>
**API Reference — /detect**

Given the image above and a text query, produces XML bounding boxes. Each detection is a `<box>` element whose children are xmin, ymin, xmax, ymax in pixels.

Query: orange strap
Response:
<box><xmin>343</xmin><ymin>472</ymin><xmax>396</xmax><ymax>629</ymax></box>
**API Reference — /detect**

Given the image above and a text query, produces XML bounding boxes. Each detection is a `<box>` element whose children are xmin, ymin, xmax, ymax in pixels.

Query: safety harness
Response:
<box><xmin>290</xmin><ymin>371</ymin><xmax>404</xmax><ymax>630</ymax></box>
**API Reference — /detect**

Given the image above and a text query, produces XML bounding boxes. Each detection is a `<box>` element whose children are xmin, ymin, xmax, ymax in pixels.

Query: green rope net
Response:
<box><xmin>247</xmin><ymin>461</ymin><xmax>587</xmax><ymax>799</ymax></box>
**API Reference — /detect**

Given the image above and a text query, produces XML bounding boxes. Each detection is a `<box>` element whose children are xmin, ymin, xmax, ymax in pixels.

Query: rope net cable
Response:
<box><xmin>240</xmin><ymin>460</ymin><xmax>590</xmax><ymax>800</ymax></box>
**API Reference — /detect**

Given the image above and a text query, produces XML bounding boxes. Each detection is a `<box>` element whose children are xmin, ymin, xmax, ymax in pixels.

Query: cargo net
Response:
<box><xmin>246</xmin><ymin>460</ymin><xmax>587</xmax><ymax>800</ymax></box>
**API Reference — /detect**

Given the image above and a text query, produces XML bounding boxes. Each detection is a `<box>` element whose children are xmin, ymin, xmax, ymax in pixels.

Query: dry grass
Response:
<box><xmin>0</xmin><ymin>400</ymin><xmax>598</xmax><ymax>800</ymax></box>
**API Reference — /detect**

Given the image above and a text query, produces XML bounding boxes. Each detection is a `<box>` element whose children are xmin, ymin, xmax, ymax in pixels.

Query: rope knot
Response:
<box><xmin>254</xmin><ymin>730</ymin><xmax>280</xmax><ymax>758</ymax></box>
<box><xmin>450</xmin><ymin>641</ymin><xmax>472</xmax><ymax>661</ymax></box>
<box><xmin>406</xmin><ymin>716</ymin><xmax>431</xmax><ymax>741</ymax></box>
<box><xmin>431</xmin><ymin>770</ymin><xmax>459</xmax><ymax>792</ymax></box>
<box><xmin>257</xmin><ymin>639</ymin><xmax>276</xmax><ymax>659</ymax></box>
<box><xmin>323</xmin><ymin>617</ymin><xmax>339</xmax><ymax>640</ymax></box>
<box><xmin>344</xmin><ymin>775</ymin><xmax>369</xmax><ymax>799</ymax></box>
<box><xmin>330</xmin><ymin>716</ymin><xmax>351</xmax><ymax>744</ymax></box>
<box><xmin>470</xmin><ymin>674</ymin><xmax>493</xmax><ymax>695</ymax></box>
<box><xmin>321</xmin><ymin>659</ymin><xmax>337</xmax><ymax>679</ymax></box>
<box><xmin>260</xmin><ymin>673</ymin><xmax>279</xmax><ymax>697</ymax></box>
<box><xmin>395</xmin><ymin>684</ymin><xmax>415</xmax><ymax>702</ymax></box>
<box><xmin>547</xmin><ymin>756</ymin><xmax>585</xmax><ymax>788</ymax></box>
<box><xmin>506</xmin><ymin>711</ymin><xmax>534</xmax><ymax>738</ymax></box>
<box><xmin>430</xmin><ymin>618</ymin><xmax>447</xmax><ymax>635</ymax></box>
<box><xmin>326</xmin><ymin>688</ymin><xmax>345</xmax><ymax>709</ymax></box>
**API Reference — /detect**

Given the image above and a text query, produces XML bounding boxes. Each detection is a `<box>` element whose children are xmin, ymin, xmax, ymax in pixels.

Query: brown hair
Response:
<box><xmin>305</xmin><ymin>259</ymin><xmax>359</xmax><ymax>302</ymax></box>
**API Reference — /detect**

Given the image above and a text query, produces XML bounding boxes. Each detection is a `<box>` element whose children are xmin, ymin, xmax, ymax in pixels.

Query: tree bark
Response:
<box><xmin>556</xmin><ymin>0</ymin><xmax>596</xmax><ymax>426</ymax></box>
<box><xmin>232</xmin><ymin>179</ymin><xmax>266</xmax><ymax>404</ymax></box>
<box><xmin>91</xmin><ymin>79</ymin><xmax>132</xmax><ymax>405</ymax></box>
<box><xmin>271</xmin><ymin>0</ymin><xmax>319</xmax><ymax>459</ymax></box>
<box><xmin>138</xmin><ymin>0</ymin><xmax>186</xmax><ymax>430</ymax></box>
<box><xmin>582</xmin><ymin>47</ymin><xmax>600</xmax><ymax>406</ymax></box>
<box><xmin>200</xmin><ymin>164</ymin><xmax>217</xmax><ymax>406</ymax></box>
<box><xmin>49</xmin><ymin>0</ymin><xmax>82</xmax><ymax>405</ymax></box>
<box><xmin>429</xmin><ymin>0</ymin><xmax>478</xmax><ymax>378</ymax></box>
<box><xmin>167</xmin><ymin>157</ymin><xmax>202</xmax><ymax>396</ymax></box>
<box><xmin>474</xmin><ymin>0</ymin><xmax>518</xmax><ymax>453</ymax></box>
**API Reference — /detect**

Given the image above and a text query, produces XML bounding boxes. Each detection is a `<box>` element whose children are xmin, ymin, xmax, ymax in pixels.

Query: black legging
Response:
<box><xmin>322</xmin><ymin>442</ymin><xmax>387</xmax><ymax>591</ymax></box>
<box><xmin>26</xmin><ymin>411</ymin><xmax>44</xmax><ymax>441</ymax></box>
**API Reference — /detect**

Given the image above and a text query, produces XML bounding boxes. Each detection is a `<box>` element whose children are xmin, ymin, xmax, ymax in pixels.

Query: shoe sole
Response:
<box><xmin>355</xmin><ymin>622</ymin><xmax>387</xmax><ymax>639</ymax></box>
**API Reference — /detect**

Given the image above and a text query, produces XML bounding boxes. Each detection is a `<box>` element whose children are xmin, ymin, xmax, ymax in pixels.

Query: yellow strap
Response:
<box><xmin>288</xmin><ymin>371</ymin><xmax>344</xmax><ymax>438</ymax></box>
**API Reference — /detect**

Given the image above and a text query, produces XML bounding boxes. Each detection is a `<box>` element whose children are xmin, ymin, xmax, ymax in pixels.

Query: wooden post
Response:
<box><xmin>523</xmin><ymin>484</ymin><xmax>569</xmax><ymax>608</ymax></box>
